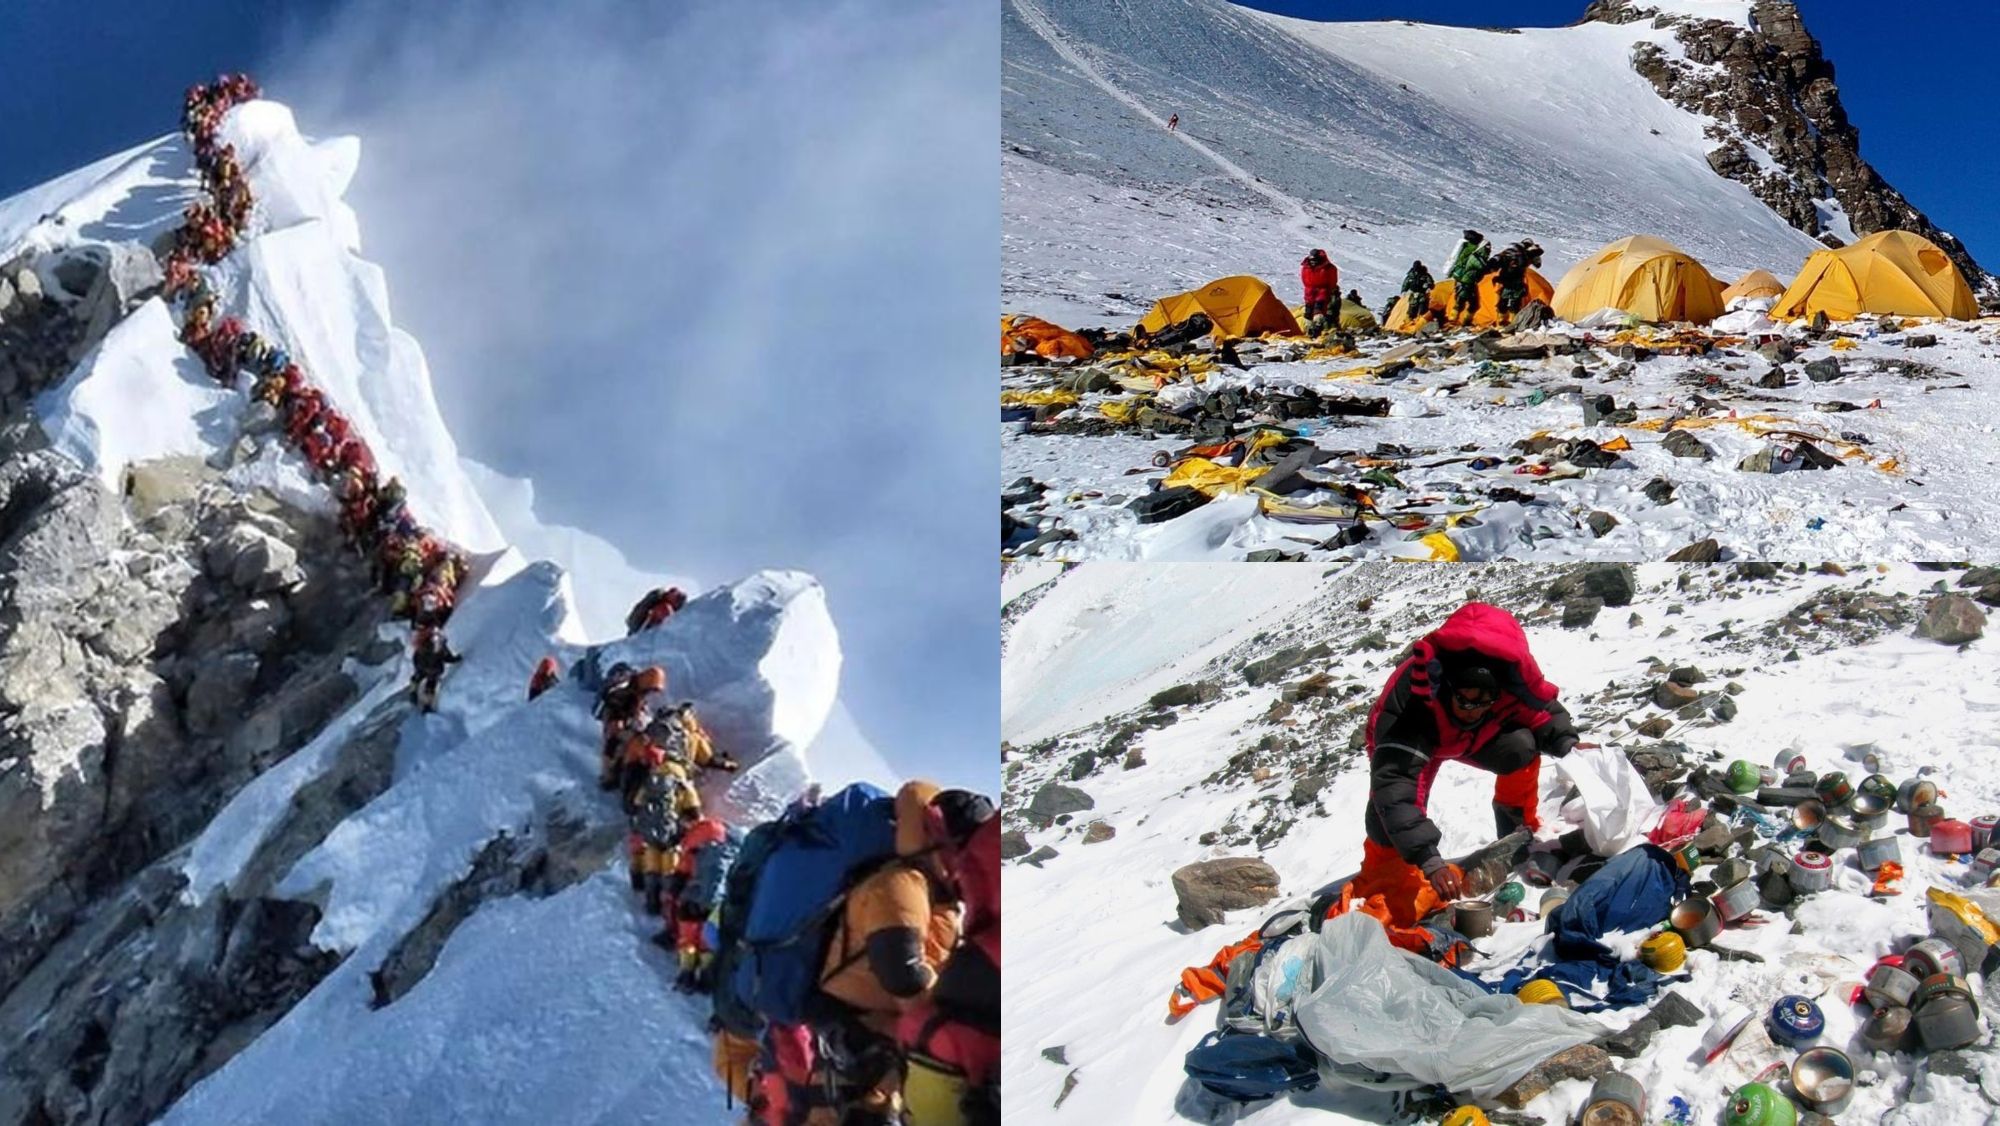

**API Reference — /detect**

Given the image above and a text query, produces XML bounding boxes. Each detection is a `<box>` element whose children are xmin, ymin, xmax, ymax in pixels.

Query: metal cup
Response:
<box><xmin>1453</xmin><ymin>899</ymin><xmax>1495</xmax><ymax>938</ymax></box>
<box><xmin>1714</xmin><ymin>879</ymin><xmax>1759</xmax><ymax>923</ymax></box>
<box><xmin>1671</xmin><ymin>897</ymin><xmax>1722</xmax><ymax>947</ymax></box>
<box><xmin>1791</xmin><ymin>1047</ymin><xmax>1855</xmax><ymax>1116</ymax></box>
<box><xmin>1898</xmin><ymin>778</ymin><xmax>1938</xmax><ymax>815</ymax></box>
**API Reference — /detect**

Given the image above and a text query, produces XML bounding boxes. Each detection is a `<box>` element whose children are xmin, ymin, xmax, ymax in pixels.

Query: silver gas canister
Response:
<box><xmin>1863</xmin><ymin>963</ymin><xmax>1920</xmax><ymax>1010</ymax></box>
<box><xmin>1904</xmin><ymin>939</ymin><xmax>1965</xmax><ymax>980</ymax></box>
<box><xmin>1856</xmin><ymin>835</ymin><xmax>1901</xmax><ymax>873</ymax></box>
<box><xmin>1898</xmin><ymin>778</ymin><xmax>1939</xmax><ymax>815</ymax></box>
<box><xmin>1714</xmin><ymin>879</ymin><xmax>1759</xmax><ymax>923</ymax></box>
<box><xmin>1790</xmin><ymin>850</ymin><xmax>1834</xmax><ymax>893</ymax></box>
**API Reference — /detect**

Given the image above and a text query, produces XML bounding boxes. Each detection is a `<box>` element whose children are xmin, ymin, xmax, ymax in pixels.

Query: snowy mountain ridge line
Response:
<box><xmin>0</xmin><ymin>81</ymin><xmax>843</xmax><ymax>1123</ymax></box>
<box><xmin>999</xmin><ymin>562</ymin><xmax>1999</xmax><ymax>1124</ymax></box>
<box><xmin>1002</xmin><ymin>0</ymin><xmax>1989</xmax><ymax>323</ymax></box>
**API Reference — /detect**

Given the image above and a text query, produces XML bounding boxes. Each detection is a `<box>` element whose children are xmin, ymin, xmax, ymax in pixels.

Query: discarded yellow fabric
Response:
<box><xmin>1927</xmin><ymin>888</ymin><xmax>2000</xmax><ymax>946</ymax></box>
<box><xmin>1420</xmin><ymin>533</ymin><xmax>1460</xmax><ymax>562</ymax></box>
<box><xmin>1098</xmin><ymin>400</ymin><xmax>1142</xmax><ymax>423</ymax></box>
<box><xmin>1598</xmin><ymin>436</ymin><xmax>1633</xmax><ymax>452</ymax></box>
<box><xmin>1829</xmin><ymin>338</ymin><xmax>1860</xmax><ymax>351</ymax></box>
<box><xmin>1001</xmin><ymin>314</ymin><xmax>1094</xmax><ymax>360</ymax></box>
<box><xmin>1000</xmin><ymin>389</ymin><xmax>1079</xmax><ymax>408</ymax></box>
<box><xmin>1163</xmin><ymin>458</ymin><xmax>1266</xmax><ymax>497</ymax></box>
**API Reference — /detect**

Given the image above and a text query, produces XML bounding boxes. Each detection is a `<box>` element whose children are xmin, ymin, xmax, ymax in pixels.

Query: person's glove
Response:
<box><xmin>1421</xmin><ymin>856</ymin><xmax>1463</xmax><ymax>901</ymax></box>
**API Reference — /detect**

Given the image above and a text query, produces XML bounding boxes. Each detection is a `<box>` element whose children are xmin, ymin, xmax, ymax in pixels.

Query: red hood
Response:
<box><xmin>1421</xmin><ymin>602</ymin><xmax>1557</xmax><ymax>704</ymax></box>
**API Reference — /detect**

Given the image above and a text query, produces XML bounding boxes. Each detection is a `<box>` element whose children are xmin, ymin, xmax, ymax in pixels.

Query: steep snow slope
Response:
<box><xmin>2</xmin><ymin>99</ymin><xmax>842</xmax><ymax>1123</ymax></box>
<box><xmin>1002</xmin><ymin>562</ymin><xmax>2000</xmax><ymax>1124</ymax></box>
<box><xmin>1002</xmin><ymin>0</ymin><xmax>1823</xmax><ymax>323</ymax></box>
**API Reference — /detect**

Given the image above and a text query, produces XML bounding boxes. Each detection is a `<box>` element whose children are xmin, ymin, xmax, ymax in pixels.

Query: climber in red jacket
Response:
<box><xmin>1299</xmin><ymin>249</ymin><xmax>1339</xmax><ymax>323</ymax></box>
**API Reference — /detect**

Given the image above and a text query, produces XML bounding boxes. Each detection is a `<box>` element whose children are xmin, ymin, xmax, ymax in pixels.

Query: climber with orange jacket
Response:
<box><xmin>596</xmin><ymin>665</ymin><xmax>666</xmax><ymax>789</ymax></box>
<box><xmin>899</xmin><ymin>792</ymin><xmax>1000</xmax><ymax>1126</ymax></box>
<box><xmin>625</xmin><ymin>586</ymin><xmax>688</xmax><ymax>635</ymax></box>
<box><xmin>662</xmin><ymin>806</ymin><xmax>734</xmax><ymax>992</ymax></box>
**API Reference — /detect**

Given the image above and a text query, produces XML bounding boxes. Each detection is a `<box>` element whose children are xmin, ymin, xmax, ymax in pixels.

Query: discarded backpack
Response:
<box><xmin>1183</xmin><ymin>1031</ymin><xmax>1319</xmax><ymax>1102</ymax></box>
<box><xmin>727</xmin><ymin>782</ymin><xmax>898</xmax><ymax>1026</ymax></box>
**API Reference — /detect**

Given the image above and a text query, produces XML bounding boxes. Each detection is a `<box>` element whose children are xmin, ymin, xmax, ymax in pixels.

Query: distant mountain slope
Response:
<box><xmin>1002</xmin><ymin>0</ymin><xmax>1989</xmax><ymax>320</ymax></box>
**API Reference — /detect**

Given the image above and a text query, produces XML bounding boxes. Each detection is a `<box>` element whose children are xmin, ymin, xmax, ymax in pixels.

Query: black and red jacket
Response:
<box><xmin>1363</xmin><ymin>603</ymin><xmax>1576</xmax><ymax>868</ymax></box>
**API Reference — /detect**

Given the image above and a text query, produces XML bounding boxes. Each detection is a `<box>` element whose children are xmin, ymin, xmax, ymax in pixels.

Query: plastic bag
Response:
<box><xmin>1551</xmin><ymin>744</ymin><xmax>1663</xmax><ymax>857</ymax></box>
<box><xmin>1292</xmin><ymin>913</ymin><xmax>1602</xmax><ymax>1101</ymax></box>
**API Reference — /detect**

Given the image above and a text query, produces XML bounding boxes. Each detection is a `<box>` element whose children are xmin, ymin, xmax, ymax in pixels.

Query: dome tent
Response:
<box><xmin>1550</xmin><ymin>235</ymin><xmax>1726</xmax><ymax>324</ymax></box>
<box><xmin>1770</xmin><ymin>231</ymin><xmax>1977</xmax><ymax>322</ymax></box>
<box><xmin>1721</xmin><ymin>269</ymin><xmax>1787</xmax><ymax>304</ymax></box>
<box><xmin>1138</xmin><ymin>275</ymin><xmax>1301</xmax><ymax>340</ymax></box>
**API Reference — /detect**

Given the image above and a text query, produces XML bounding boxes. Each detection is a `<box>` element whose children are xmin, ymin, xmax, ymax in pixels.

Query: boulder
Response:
<box><xmin>1642</xmin><ymin>477</ymin><xmax>1676</xmax><ymax>505</ymax></box>
<box><xmin>1171</xmin><ymin>857</ymin><xmax>1281</xmax><ymax>929</ymax></box>
<box><xmin>1149</xmin><ymin>681</ymin><xmax>1220</xmax><ymax>709</ymax></box>
<box><xmin>1654</xmin><ymin>681</ymin><xmax>1699</xmax><ymax>709</ymax></box>
<box><xmin>203</xmin><ymin>524</ymin><xmax>303</xmax><ymax>593</ymax></box>
<box><xmin>1803</xmin><ymin>356</ymin><xmax>1842</xmax><ymax>382</ymax></box>
<box><xmin>1755</xmin><ymin>367</ymin><xmax>1788</xmax><ymax>389</ymax></box>
<box><xmin>1242</xmin><ymin>643</ymin><xmax>1332</xmax><ymax>687</ymax></box>
<box><xmin>1122</xmin><ymin>748</ymin><xmax>1146</xmax><ymax>770</ymax></box>
<box><xmin>1665</xmin><ymin>538</ymin><xmax>1721</xmax><ymax>563</ymax></box>
<box><xmin>1546</xmin><ymin>563</ymin><xmax>1636</xmax><ymax>606</ymax></box>
<box><xmin>1662</xmin><ymin>429</ymin><xmax>1712</xmax><ymax>459</ymax></box>
<box><xmin>1561</xmin><ymin>597</ymin><xmax>1603</xmax><ymax>630</ymax></box>
<box><xmin>1586</xmin><ymin>511</ymin><xmax>1618</xmax><ymax>538</ymax></box>
<box><xmin>1915</xmin><ymin>595</ymin><xmax>1986</xmax><ymax>645</ymax></box>
<box><xmin>1082</xmin><ymin>821</ymin><xmax>1116</xmax><ymax>844</ymax></box>
<box><xmin>122</xmin><ymin>457</ymin><xmax>209</xmax><ymax>520</ymax></box>
<box><xmin>1000</xmin><ymin>830</ymin><xmax>1032</xmax><ymax>860</ymax></box>
<box><xmin>1027</xmin><ymin>782</ymin><xmax>1095</xmax><ymax>825</ymax></box>
<box><xmin>1635</xmin><ymin>716</ymin><xmax>1673</xmax><ymax>738</ymax></box>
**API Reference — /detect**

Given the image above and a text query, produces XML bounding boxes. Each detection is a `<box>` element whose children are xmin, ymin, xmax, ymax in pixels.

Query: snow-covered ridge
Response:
<box><xmin>0</xmin><ymin>87</ymin><xmax>843</xmax><ymax>1123</ymax></box>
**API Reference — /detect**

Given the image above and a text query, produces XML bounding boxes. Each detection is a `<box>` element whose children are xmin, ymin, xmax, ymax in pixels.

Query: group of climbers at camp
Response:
<box><xmin>165</xmin><ymin>74</ymin><xmax>475</xmax><ymax>710</ymax></box>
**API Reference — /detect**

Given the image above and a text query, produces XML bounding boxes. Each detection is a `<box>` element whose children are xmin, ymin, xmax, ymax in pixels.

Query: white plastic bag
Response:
<box><xmin>1293</xmin><ymin>913</ymin><xmax>1602</xmax><ymax>1100</ymax></box>
<box><xmin>1551</xmin><ymin>744</ymin><xmax>1664</xmax><ymax>857</ymax></box>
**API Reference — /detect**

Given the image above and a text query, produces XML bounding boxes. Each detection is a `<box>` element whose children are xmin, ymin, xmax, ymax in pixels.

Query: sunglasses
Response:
<box><xmin>1449</xmin><ymin>687</ymin><xmax>1498</xmax><ymax>709</ymax></box>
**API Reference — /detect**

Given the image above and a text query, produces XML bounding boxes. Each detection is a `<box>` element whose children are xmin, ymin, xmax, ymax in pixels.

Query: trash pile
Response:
<box><xmin>1171</xmin><ymin>738</ymin><xmax>2000</xmax><ymax>1123</ymax></box>
<box><xmin>1001</xmin><ymin>285</ymin><xmax>1998</xmax><ymax>561</ymax></box>
<box><xmin>166</xmin><ymin>75</ymin><xmax>472</xmax><ymax>665</ymax></box>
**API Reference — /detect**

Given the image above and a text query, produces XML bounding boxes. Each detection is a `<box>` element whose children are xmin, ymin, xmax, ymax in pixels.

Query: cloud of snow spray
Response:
<box><xmin>268</xmin><ymin>0</ymin><xmax>995</xmax><ymax>790</ymax></box>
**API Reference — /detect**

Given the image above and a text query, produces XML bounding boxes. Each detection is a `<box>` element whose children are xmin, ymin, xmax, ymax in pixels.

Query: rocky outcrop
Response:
<box><xmin>1589</xmin><ymin>0</ymin><xmax>1993</xmax><ymax>303</ymax></box>
<box><xmin>0</xmin><ymin>242</ymin><xmax>162</xmax><ymax>416</ymax></box>
<box><xmin>0</xmin><ymin>449</ymin><xmax>384</xmax><ymax>1005</ymax></box>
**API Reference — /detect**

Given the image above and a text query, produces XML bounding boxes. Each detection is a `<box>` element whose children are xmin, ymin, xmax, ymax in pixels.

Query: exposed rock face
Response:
<box><xmin>1588</xmin><ymin>0</ymin><xmax>1993</xmax><ymax>303</ymax></box>
<box><xmin>1171</xmin><ymin>857</ymin><xmax>1280</xmax><ymax>929</ymax></box>
<box><xmin>0</xmin><ymin>422</ymin><xmax>394</xmax><ymax>1123</ymax></box>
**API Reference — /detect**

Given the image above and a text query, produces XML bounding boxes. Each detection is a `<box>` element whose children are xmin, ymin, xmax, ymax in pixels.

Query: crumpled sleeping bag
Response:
<box><xmin>1495</xmin><ymin>843</ymin><xmax>1690</xmax><ymax>1011</ymax></box>
<box><xmin>1292</xmin><ymin>912</ymin><xmax>1602</xmax><ymax>1101</ymax></box>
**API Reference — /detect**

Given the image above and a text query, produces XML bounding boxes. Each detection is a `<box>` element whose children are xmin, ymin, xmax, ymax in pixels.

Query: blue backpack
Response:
<box><xmin>1183</xmin><ymin>1031</ymin><xmax>1320</xmax><ymax>1102</ymax></box>
<box><xmin>728</xmin><ymin>783</ymin><xmax>898</xmax><ymax>1026</ymax></box>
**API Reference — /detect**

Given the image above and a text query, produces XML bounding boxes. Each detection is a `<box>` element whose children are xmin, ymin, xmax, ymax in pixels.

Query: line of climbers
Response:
<box><xmin>164</xmin><ymin>74</ymin><xmax>473</xmax><ymax>711</ymax></box>
<box><xmin>1298</xmin><ymin>231</ymin><xmax>1545</xmax><ymax>337</ymax></box>
<box><xmin>536</xmin><ymin>639</ymin><xmax>1000</xmax><ymax>1124</ymax></box>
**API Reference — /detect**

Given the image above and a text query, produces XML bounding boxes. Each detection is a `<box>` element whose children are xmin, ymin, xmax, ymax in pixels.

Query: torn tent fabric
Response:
<box><xmin>1492</xmin><ymin>843</ymin><xmax>1689</xmax><ymax>1012</ymax></box>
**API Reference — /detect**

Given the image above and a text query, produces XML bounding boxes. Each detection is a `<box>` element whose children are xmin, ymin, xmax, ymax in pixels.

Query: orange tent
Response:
<box><xmin>1550</xmin><ymin>235</ymin><xmax>1726</xmax><ymax>324</ymax></box>
<box><xmin>1001</xmin><ymin>314</ymin><xmax>1094</xmax><ymax>360</ymax></box>
<box><xmin>1139</xmin><ymin>276</ymin><xmax>1301</xmax><ymax>340</ymax></box>
<box><xmin>1383</xmin><ymin>269</ymin><xmax>1553</xmax><ymax>333</ymax></box>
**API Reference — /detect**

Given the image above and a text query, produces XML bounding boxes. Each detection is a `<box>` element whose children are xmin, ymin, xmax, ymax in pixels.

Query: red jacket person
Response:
<box><xmin>1362</xmin><ymin>602</ymin><xmax>1578</xmax><ymax>907</ymax></box>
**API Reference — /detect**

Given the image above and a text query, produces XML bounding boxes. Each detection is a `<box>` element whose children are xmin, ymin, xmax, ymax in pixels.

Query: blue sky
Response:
<box><xmin>0</xmin><ymin>0</ymin><xmax>996</xmax><ymax>792</ymax></box>
<box><xmin>1236</xmin><ymin>1</ymin><xmax>1996</xmax><ymax>271</ymax></box>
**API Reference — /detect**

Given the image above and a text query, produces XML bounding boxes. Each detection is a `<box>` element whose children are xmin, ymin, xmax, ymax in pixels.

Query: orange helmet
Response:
<box><xmin>635</xmin><ymin>666</ymin><xmax>667</xmax><ymax>693</ymax></box>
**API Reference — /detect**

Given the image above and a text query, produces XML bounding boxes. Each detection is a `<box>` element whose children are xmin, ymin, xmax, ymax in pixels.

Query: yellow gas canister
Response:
<box><xmin>1517</xmin><ymin>979</ymin><xmax>1568</xmax><ymax>1007</ymax></box>
<box><xmin>1642</xmin><ymin>931</ymin><xmax>1687</xmax><ymax>972</ymax></box>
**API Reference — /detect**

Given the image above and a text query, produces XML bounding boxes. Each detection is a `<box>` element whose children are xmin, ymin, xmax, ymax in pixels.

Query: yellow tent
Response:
<box><xmin>1384</xmin><ymin>270</ymin><xmax>1553</xmax><ymax>333</ymax></box>
<box><xmin>1770</xmin><ymin>230</ymin><xmax>1977</xmax><ymax>322</ymax></box>
<box><xmin>1720</xmin><ymin>269</ymin><xmax>1788</xmax><ymax>304</ymax></box>
<box><xmin>1001</xmin><ymin>314</ymin><xmax>1094</xmax><ymax>360</ymax></box>
<box><xmin>1550</xmin><ymin>235</ymin><xmax>1726</xmax><ymax>324</ymax></box>
<box><xmin>1139</xmin><ymin>275</ymin><xmax>1301</xmax><ymax>340</ymax></box>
